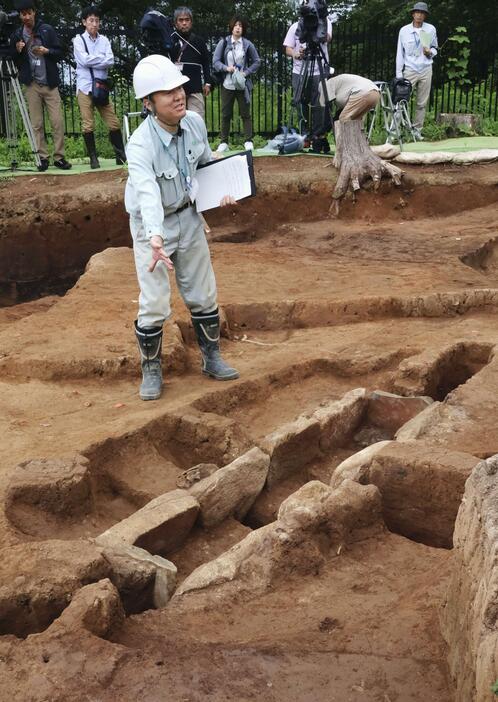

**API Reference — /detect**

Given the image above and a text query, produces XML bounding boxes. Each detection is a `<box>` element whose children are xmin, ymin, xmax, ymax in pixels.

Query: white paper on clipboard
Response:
<box><xmin>195</xmin><ymin>151</ymin><xmax>256</xmax><ymax>212</ymax></box>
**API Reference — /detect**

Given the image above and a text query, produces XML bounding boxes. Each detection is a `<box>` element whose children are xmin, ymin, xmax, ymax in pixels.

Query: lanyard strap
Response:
<box><xmin>80</xmin><ymin>35</ymin><xmax>95</xmax><ymax>81</ymax></box>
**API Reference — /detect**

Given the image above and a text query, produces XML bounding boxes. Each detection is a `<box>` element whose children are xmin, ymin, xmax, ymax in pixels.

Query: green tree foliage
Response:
<box><xmin>446</xmin><ymin>26</ymin><xmax>470</xmax><ymax>87</ymax></box>
<box><xmin>342</xmin><ymin>0</ymin><xmax>498</xmax><ymax>78</ymax></box>
<box><xmin>29</xmin><ymin>0</ymin><xmax>293</xmax><ymax>32</ymax></box>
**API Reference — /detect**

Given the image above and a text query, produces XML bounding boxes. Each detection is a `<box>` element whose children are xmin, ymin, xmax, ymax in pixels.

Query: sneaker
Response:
<box><xmin>244</xmin><ymin>141</ymin><xmax>254</xmax><ymax>151</ymax></box>
<box><xmin>216</xmin><ymin>142</ymin><xmax>229</xmax><ymax>153</ymax></box>
<box><xmin>54</xmin><ymin>158</ymin><xmax>72</xmax><ymax>170</ymax></box>
<box><xmin>37</xmin><ymin>157</ymin><xmax>49</xmax><ymax>172</ymax></box>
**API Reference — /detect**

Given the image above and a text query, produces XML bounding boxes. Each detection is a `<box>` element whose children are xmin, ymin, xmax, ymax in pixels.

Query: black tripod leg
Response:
<box><xmin>282</xmin><ymin>56</ymin><xmax>311</xmax><ymax>152</ymax></box>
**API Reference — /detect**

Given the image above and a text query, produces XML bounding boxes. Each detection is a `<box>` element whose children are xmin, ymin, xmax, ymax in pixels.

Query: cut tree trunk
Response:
<box><xmin>331</xmin><ymin>120</ymin><xmax>403</xmax><ymax>216</ymax></box>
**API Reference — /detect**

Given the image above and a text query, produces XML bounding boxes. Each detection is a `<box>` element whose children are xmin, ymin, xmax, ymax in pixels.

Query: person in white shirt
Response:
<box><xmin>283</xmin><ymin>16</ymin><xmax>332</xmax><ymax>150</ymax></box>
<box><xmin>73</xmin><ymin>6</ymin><xmax>126</xmax><ymax>168</ymax></box>
<box><xmin>126</xmin><ymin>55</ymin><xmax>239</xmax><ymax>400</ymax></box>
<box><xmin>395</xmin><ymin>1</ymin><xmax>438</xmax><ymax>137</ymax></box>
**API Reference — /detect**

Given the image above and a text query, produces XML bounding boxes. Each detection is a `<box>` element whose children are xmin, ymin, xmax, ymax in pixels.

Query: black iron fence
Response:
<box><xmin>4</xmin><ymin>19</ymin><xmax>498</xmax><ymax>140</ymax></box>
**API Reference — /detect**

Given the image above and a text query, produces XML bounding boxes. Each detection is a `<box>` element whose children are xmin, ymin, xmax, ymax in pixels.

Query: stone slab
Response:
<box><xmin>367</xmin><ymin>390</ymin><xmax>434</xmax><ymax>434</ymax></box>
<box><xmin>189</xmin><ymin>447</ymin><xmax>270</xmax><ymax>528</ymax></box>
<box><xmin>261</xmin><ymin>416</ymin><xmax>321</xmax><ymax>488</ymax></box>
<box><xmin>96</xmin><ymin>489</ymin><xmax>199</xmax><ymax>557</ymax></box>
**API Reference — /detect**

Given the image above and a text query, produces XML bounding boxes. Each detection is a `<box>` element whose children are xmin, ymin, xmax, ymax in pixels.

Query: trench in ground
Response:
<box><xmin>2</xmin><ymin>176</ymin><xmax>494</xmax><ymax>696</ymax></box>
<box><xmin>2</xmin><ymin>180</ymin><xmax>498</xmax><ymax>305</ymax></box>
<box><xmin>3</xmin><ymin>344</ymin><xmax>485</xmax><ymax>662</ymax></box>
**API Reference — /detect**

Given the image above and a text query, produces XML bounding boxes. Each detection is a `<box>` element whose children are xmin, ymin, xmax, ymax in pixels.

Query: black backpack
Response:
<box><xmin>139</xmin><ymin>9</ymin><xmax>176</xmax><ymax>57</ymax></box>
<box><xmin>390</xmin><ymin>77</ymin><xmax>412</xmax><ymax>104</ymax></box>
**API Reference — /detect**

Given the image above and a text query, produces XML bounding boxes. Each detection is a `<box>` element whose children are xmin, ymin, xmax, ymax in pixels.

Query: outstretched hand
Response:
<box><xmin>220</xmin><ymin>195</ymin><xmax>237</xmax><ymax>207</ymax></box>
<box><xmin>148</xmin><ymin>235</ymin><xmax>174</xmax><ymax>272</ymax></box>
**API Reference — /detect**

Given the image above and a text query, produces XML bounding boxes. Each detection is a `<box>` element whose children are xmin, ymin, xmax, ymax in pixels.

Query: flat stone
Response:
<box><xmin>260</xmin><ymin>415</ymin><xmax>321</xmax><ymax>488</ymax></box>
<box><xmin>312</xmin><ymin>388</ymin><xmax>367</xmax><ymax>451</ymax></box>
<box><xmin>176</xmin><ymin>463</ymin><xmax>219</xmax><ymax>489</ymax></box>
<box><xmin>174</xmin><ymin>480</ymin><xmax>383</xmax><ymax>604</ymax></box>
<box><xmin>367</xmin><ymin>390</ymin><xmax>434</xmax><ymax>434</ymax></box>
<box><xmin>53</xmin><ymin>579</ymin><xmax>124</xmax><ymax>639</ymax></box>
<box><xmin>5</xmin><ymin>454</ymin><xmax>93</xmax><ymax>520</ymax></box>
<box><xmin>96</xmin><ymin>489</ymin><xmax>199</xmax><ymax>557</ymax></box>
<box><xmin>100</xmin><ymin>543</ymin><xmax>177</xmax><ymax>610</ymax></box>
<box><xmin>189</xmin><ymin>447</ymin><xmax>270</xmax><ymax>527</ymax></box>
<box><xmin>441</xmin><ymin>454</ymin><xmax>498</xmax><ymax>701</ymax></box>
<box><xmin>395</xmin><ymin>402</ymin><xmax>443</xmax><ymax>441</ymax></box>
<box><xmin>332</xmin><ymin>440</ymin><xmax>479</xmax><ymax>548</ymax></box>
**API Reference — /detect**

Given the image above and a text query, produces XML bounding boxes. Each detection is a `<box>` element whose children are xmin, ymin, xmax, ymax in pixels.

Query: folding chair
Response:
<box><xmin>367</xmin><ymin>80</ymin><xmax>418</xmax><ymax>150</ymax></box>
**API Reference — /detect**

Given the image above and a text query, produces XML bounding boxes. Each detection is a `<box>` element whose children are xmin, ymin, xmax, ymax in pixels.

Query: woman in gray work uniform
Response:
<box><xmin>126</xmin><ymin>55</ymin><xmax>239</xmax><ymax>400</ymax></box>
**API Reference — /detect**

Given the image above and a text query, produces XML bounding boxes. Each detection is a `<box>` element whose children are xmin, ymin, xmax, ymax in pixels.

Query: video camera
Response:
<box><xmin>0</xmin><ymin>8</ymin><xmax>18</xmax><ymax>57</ymax></box>
<box><xmin>139</xmin><ymin>9</ymin><xmax>176</xmax><ymax>58</ymax></box>
<box><xmin>295</xmin><ymin>0</ymin><xmax>329</xmax><ymax>47</ymax></box>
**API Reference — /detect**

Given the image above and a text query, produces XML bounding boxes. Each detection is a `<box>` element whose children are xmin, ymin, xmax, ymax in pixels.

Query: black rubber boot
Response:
<box><xmin>83</xmin><ymin>132</ymin><xmax>100</xmax><ymax>169</ymax></box>
<box><xmin>109</xmin><ymin>129</ymin><xmax>127</xmax><ymax>165</ymax></box>
<box><xmin>191</xmin><ymin>310</ymin><xmax>239</xmax><ymax>381</ymax></box>
<box><xmin>134</xmin><ymin>321</ymin><xmax>163</xmax><ymax>400</ymax></box>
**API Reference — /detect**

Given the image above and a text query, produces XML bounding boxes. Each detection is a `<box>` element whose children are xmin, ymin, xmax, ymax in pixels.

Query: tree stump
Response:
<box><xmin>331</xmin><ymin>120</ymin><xmax>403</xmax><ymax>216</ymax></box>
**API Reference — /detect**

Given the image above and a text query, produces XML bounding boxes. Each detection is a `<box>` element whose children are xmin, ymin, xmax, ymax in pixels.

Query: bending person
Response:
<box><xmin>321</xmin><ymin>73</ymin><xmax>380</xmax><ymax>122</ymax></box>
<box><xmin>213</xmin><ymin>16</ymin><xmax>260</xmax><ymax>152</ymax></box>
<box><xmin>125</xmin><ymin>55</ymin><xmax>239</xmax><ymax>401</ymax></box>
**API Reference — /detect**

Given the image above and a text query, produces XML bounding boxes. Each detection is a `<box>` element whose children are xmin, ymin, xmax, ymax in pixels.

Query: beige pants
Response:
<box><xmin>77</xmin><ymin>90</ymin><xmax>120</xmax><ymax>133</ymax></box>
<box><xmin>25</xmin><ymin>83</ymin><xmax>65</xmax><ymax>160</ymax></box>
<box><xmin>187</xmin><ymin>92</ymin><xmax>205</xmax><ymax>120</ymax></box>
<box><xmin>403</xmin><ymin>66</ymin><xmax>432</xmax><ymax>130</ymax></box>
<box><xmin>339</xmin><ymin>89</ymin><xmax>380</xmax><ymax>122</ymax></box>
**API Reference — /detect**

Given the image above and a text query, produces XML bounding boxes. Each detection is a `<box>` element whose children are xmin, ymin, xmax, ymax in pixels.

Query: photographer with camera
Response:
<box><xmin>73</xmin><ymin>6</ymin><xmax>126</xmax><ymax>169</ymax></box>
<box><xmin>9</xmin><ymin>0</ymin><xmax>71</xmax><ymax>171</ymax></box>
<box><xmin>283</xmin><ymin>0</ymin><xmax>332</xmax><ymax>153</ymax></box>
<box><xmin>170</xmin><ymin>7</ymin><xmax>212</xmax><ymax>121</ymax></box>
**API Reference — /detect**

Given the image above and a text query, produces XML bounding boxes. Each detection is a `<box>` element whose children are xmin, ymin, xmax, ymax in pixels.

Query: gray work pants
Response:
<box><xmin>403</xmin><ymin>66</ymin><xmax>432</xmax><ymax>130</ymax></box>
<box><xmin>130</xmin><ymin>206</ymin><xmax>217</xmax><ymax>329</ymax></box>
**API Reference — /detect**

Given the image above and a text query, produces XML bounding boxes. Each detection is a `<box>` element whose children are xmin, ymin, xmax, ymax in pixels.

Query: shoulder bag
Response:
<box><xmin>81</xmin><ymin>35</ymin><xmax>111</xmax><ymax>106</ymax></box>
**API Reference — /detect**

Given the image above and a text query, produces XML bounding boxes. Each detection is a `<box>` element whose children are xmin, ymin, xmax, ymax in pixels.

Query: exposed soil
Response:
<box><xmin>1</xmin><ymin>156</ymin><xmax>498</xmax><ymax>701</ymax></box>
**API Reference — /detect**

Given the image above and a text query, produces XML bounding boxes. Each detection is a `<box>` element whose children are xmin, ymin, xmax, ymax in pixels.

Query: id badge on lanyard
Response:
<box><xmin>185</xmin><ymin>175</ymin><xmax>199</xmax><ymax>203</ymax></box>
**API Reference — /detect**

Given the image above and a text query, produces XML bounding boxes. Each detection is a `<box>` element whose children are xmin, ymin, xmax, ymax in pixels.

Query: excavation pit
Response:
<box><xmin>2</xmin><ymin>159</ymin><xmax>498</xmax><ymax>700</ymax></box>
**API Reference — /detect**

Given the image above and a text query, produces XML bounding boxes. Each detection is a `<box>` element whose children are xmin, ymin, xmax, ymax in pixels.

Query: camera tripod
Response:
<box><xmin>0</xmin><ymin>57</ymin><xmax>41</xmax><ymax>171</ymax></box>
<box><xmin>282</xmin><ymin>42</ymin><xmax>333</xmax><ymax>153</ymax></box>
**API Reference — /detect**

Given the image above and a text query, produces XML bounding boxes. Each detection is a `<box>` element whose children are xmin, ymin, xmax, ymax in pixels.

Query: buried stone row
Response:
<box><xmin>1</xmin><ymin>387</ymin><xmax>480</xmax><ymax>639</ymax></box>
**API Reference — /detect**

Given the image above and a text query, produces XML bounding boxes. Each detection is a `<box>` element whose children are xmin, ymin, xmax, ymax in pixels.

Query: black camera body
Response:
<box><xmin>139</xmin><ymin>9</ymin><xmax>176</xmax><ymax>58</ymax></box>
<box><xmin>295</xmin><ymin>0</ymin><xmax>329</xmax><ymax>47</ymax></box>
<box><xmin>0</xmin><ymin>9</ymin><xmax>18</xmax><ymax>57</ymax></box>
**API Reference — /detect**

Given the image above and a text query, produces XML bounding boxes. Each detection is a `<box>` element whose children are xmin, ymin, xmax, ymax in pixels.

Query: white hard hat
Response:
<box><xmin>133</xmin><ymin>54</ymin><xmax>189</xmax><ymax>99</ymax></box>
